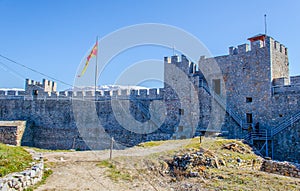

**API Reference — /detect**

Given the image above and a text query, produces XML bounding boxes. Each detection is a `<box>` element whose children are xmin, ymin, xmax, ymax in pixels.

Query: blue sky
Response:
<box><xmin>0</xmin><ymin>0</ymin><xmax>299</xmax><ymax>90</ymax></box>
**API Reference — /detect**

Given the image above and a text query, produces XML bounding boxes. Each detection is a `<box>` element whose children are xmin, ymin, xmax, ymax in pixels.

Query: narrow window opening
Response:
<box><xmin>246</xmin><ymin>113</ymin><xmax>253</xmax><ymax>123</ymax></box>
<box><xmin>213</xmin><ymin>79</ymin><xmax>221</xmax><ymax>95</ymax></box>
<box><xmin>246</xmin><ymin>97</ymin><xmax>252</xmax><ymax>103</ymax></box>
<box><xmin>179</xmin><ymin>109</ymin><xmax>184</xmax><ymax>115</ymax></box>
<box><xmin>33</xmin><ymin>90</ymin><xmax>38</xmax><ymax>96</ymax></box>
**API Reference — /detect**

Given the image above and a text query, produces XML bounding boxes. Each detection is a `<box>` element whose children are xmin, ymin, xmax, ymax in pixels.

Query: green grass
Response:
<box><xmin>204</xmin><ymin>167</ymin><xmax>300</xmax><ymax>190</ymax></box>
<box><xmin>97</xmin><ymin>160</ymin><xmax>132</xmax><ymax>182</ymax></box>
<box><xmin>23</xmin><ymin>146</ymin><xmax>73</xmax><ymax>153</ymax></box>
<box><xmin>184</xmin><ymin>137</ymin><xmax>257</xmax><ymax>160</ymax></box>
<box><xmin>137</xmin><ymin>140</ymin><xmax>167</xmax><ymax>148</ymax></box>
<box><xmin>97</xmin><ymin>160</ymin><xmax>115</xmax><ymax>168</ymax></box>
<box><xmin>177</xmin><ymin>137</ymin><xmax>300</xmax><ymax>190</ymax></box>
<box><xmin>98</xmin><ymin>137</ymin><xmax>300</xmax><ymax>190</ymax></box>
<box><xmin>184</xmin><ymin>136</ymin><xmax>243</xmax><ymax>150</ymax></box>
<box><xmin>0</xmin><ymin>143</ymin><xmax>33</xmax><ymax>177</ymax></box>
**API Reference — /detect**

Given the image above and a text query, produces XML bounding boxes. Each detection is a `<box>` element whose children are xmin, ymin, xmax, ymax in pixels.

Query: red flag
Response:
<box><xmin>78</xmin><ymin>41</ymin><xmax>98</xmax><ymax>77</ymax></box>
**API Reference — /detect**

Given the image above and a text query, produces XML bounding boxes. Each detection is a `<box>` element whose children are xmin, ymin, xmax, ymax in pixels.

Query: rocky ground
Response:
<box><xmin>34</xmin><ymin>137</ymin><xmax>300</xmax><ymax>191</ymax></box>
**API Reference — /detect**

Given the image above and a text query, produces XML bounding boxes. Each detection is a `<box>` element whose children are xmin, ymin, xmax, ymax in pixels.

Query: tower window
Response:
<box><xmin>246</xmin><ymin>97</ymin><xmax>252</xmax><ymax>103</ymax></box>
<box><xmin>179</xmin><ymin>109</ymin><xmax>184</xmax><ymax>115</ymax></box>
<box><xmin>246</xmin><ymin>113</ymin><xmax>253</xmax><ymax>123</ymax></box>
<box><xmin>213</xmin><ymin>79</ymin><xmax>221</xmax><ymax>95</ymax></box>
<box><xmin>33</xmin><ymin>90</ymin><xmax>38</xmax><ymax>96</ymax></box>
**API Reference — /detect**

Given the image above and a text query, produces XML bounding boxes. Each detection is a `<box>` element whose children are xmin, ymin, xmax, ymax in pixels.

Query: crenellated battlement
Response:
<box><xmin>25</xmin><ymin>78</ymin><xmax>57</xmax><ymax>96</ymax></box>
<box><xmin>290</xmin><ymin>75</ymin><xmax>300</xmax><ymax>85</ymax></box>
<box><xmin>227</xmin><ymin>35</ymin><xmax>288</xmax><ymax>57</ymax></box>
<box><xmin>25</xmin><ymin>79</ymin><xmax>42</xmax><ymax>86</ymax></box>
<box><xmin>228</xmin><ymin>41</ymin><xmax>263</xmax><ymax>56</ymax></box>
<box><xmin>271</xmin><ymin>39</ymin><xmax>288</xmax><ymax>56</ymax></box>
<box><xmin>272</xmin><ymin>75</ymin><xmax>300</xmax><ymax>95</ymax></box>
<box><xmin>0</xmin><ymin>90</ymin><xmax>26</xmax><ymax>97</ymax></box>
<box><xmin>0</xmin><ymin>85</ymin><xmax>164</xmax><ymax>101</ymax></box>
<box><xmin>229</xmin><ymin>43</ymin><xmax>250</xmax><ymax>55</ymax></box>
<box><xmin>164</xmin><ymin>54</ymin><xmax>197</xmax><ymax>75</ymax></box>
<box><xmin>164</xmin><ymin>54</ymin><xmax>190</xmax><ymax>64</ymax></box>
<box><xmin>272</xmin><ymin>84</ymin><xmax>300</xmax><ymax>95</ymax></box>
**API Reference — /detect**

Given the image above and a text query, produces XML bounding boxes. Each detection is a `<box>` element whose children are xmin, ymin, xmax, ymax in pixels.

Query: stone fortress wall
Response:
<box><xmin>0</xmin><ymin>80</ymin><xmax>181</xmax><ymax>150</ymax></box>
<box><xmin>0</xmin><ymin>34</ymin><xmax>299</xmax><ymax>163</ymax></box>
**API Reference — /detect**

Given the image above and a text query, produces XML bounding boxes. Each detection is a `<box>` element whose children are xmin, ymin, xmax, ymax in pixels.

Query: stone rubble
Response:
<box><xmin>165</xmin><ymin>148</ymin><xmax>224</xmax><ymax>178</ymax></box>
<box><xmin>261</xmin><ymin>159</ymin><xmax>300</xmax><ymax>178</ymax></box>
<box><xmin>162</xmin><ymin>143</ymin><xmax>300</xmax><ymax>181</ymax></box>
<box><xmin>0</xmin><ymin>152</ymin><xmax>44</xmax><ymax>191</ymax></box>
<box><xmin>221</xmin><ymin>142</ymin><xmax>251</xmax><ymax>154</ymax></box>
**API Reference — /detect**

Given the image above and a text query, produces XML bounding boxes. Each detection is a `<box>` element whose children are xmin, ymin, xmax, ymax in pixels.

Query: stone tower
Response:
<box><xmin>25</xmin><ymin>79</ymin><xmax>57</xmax><ymax>96</ymax></box>
<box><xmin>163</xmin><ymin>55</ymin><xmax>200</xmax><ymax>139</ymax></box>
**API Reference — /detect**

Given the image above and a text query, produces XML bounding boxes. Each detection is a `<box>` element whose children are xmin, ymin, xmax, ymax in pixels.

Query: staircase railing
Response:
<box><xmin>271</xmin><ymin>111</ymin><xmax>300</xmax><ymax>136</ymax></box>
<box><xmin>251</xmin><ymin>129</ymin><xmax>271</xmax><ymax>140</ymax></box>
<box><xmin>243</xmin><ymin>133</ymin><xmax>251</xmax><ymax>142</ymax></box>
<box><xmin>199</xmin><ymin>79</ymin><xmax>245</xmax><ymax>129</ymax></box>
<box><xmin>242</xmin><ymin>129</ymin><xmax>269</xmax><ymax>144</ymax></box>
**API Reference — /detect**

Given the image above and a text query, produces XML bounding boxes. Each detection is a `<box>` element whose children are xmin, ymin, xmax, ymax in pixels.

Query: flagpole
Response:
<box><xmin>264</xmin><ymin>14</ymin><xmax>267</xmax><ymax>47</ymax></box>
<box><xmin>264</xmin><ymin>14</ymin><xmax>267</xmax><ymax>36</ymax></box>
<box><xmin>95</xmin><ymin>36</ymin><xmax>98</xmax><ymax>100</ymax></box>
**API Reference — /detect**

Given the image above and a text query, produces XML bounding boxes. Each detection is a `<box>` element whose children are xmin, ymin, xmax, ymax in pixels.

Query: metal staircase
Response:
<box><xmin>199</xmin><ymin>78</ymin><xmax>300</xmax><ymax>159</ymax></box>
<box><xmin>199</xmin><ymin>79</ymin><xmax>246</xmax><ymax>129</ymax></box>
<box><xmin>271</xmin><ymin>111</ymin><xmax>300</xmax><ymax>136</ymax></box>
<box><xmin>244</xmin><ymin>129</ymin><xmax>271</xmax><ymax>143</ymax></box>
<box><xmin>199</xmin><ymin>79</ymin><xmax>272</xmax><ymax>156</ymax></box>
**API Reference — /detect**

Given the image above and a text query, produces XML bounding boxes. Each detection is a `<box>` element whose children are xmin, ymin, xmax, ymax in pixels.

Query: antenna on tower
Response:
<box><xmin>264</xmin><ymin>14</ymin><xmax>267</xmax><ymax>36</ymax></box>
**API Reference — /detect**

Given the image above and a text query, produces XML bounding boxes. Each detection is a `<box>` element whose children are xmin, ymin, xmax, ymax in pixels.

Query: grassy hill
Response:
<box><xmin>0</xmin><ymin>143</ymin><xmax>33</xmax><ymax>177</ymax></box>
<box><xmin>97</xmin><ymin>137</ymin><xmax>300</xmax><ymax>191</ymax></box>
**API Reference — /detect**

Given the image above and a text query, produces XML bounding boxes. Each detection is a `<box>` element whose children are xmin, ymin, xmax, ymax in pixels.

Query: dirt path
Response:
<box><xmin>35</xmin><ymin>140</ymin><xmax>190</xmax><ymax>191</ymax></box>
